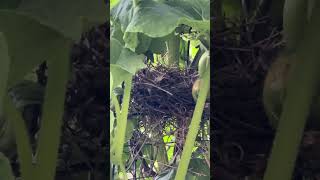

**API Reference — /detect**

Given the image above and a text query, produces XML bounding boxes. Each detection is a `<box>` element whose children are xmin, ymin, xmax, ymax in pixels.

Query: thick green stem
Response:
<box><xmin>165</xmin><ymin>32</ymin><xmax>180</xmax><ymax>66</ymax></box>
<box><xmin>283</xmin><ymin>0</ymin><xmax>308</xmax><ymax>51</ymax></box>
<box><xmin>5</xmin><ymin>95</ymin><xmax>34</xmax><ymax>180</ymax></box>
<box><xmin>175</xmin><ymin>69</ymin><xmax>210</xmax><ymax>180</ymax></box>
<box><xmin>35</xmin><ymin>40</ymin><xmax>70</xmax><ymax>180</ymax></box>
<box><xmin>112</xmin><ymin>77</ymin><xmax>132</xmax><ymax>180</ymax></box>
<box><xmin>263</xmin><ymin>2</ymin><xmax>320</xmax><ymax>179</ymax></box>
<box><xmin>2</xmin><ymin>34</ymin><xmax>34</xmax><ymax>180</ymax></box>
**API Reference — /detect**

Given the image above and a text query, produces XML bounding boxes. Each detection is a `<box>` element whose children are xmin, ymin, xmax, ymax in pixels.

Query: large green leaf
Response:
<box><xmin>17</xmin><ymin>0</ymin><xmax>107</xmax><ymax>40</ymax></box>
<box><xmin>111</xmin><ymin>22</ymin><xmax>125</xmax><ymax>45</ymax></box>
<box><xmin>116</xmin><ymin>48</ymin><xmax>145</xmax><ymax>74</ymax></box>
<box><xmin>111</xmin><ymin>0</ymin><xmax>134</xmax><ymax>33</ymax></box>
<box><xmin>110</xmin><ymin>38</ymin><xmax>123</xmax><ymax>64</ymax></box>
<box><xmin>125</xmin><ymin>0</ymin><xmax>204</xmax><ymax>37</ymax></box>
<box><xmin>112</xmin><ymin>20</ymin><xmax>153</xmax><ymax>53</ymax></box>
<box><xmin>110</xmin><ymin>65</ymin><xmax>131</xmax><ymax>90</ymax></box>
<box><xmin>0</xmin><ymin>10</ymin><xmax>69</xmax><ymax>87</ymax></box>
<box><xmin>124</xmin><ymin>32</ymin><xmax>151</xmax><ymax>53</ymax></box>
<box><xmin>111</xmin><ymin>0</ymin><xmax>209</xmax><ymax>52</ymax></box>
<box><xmin>110</xmin><ymin>37</ymin><xmax>145</xmax><ymax>89</ymax></box>
<box><xmin>164</xmin><ymin>0</ymin><xmax>210</xmax><ymax>21</ymax></box>
<box><xmin>111</xmin><ymin>36</ymin><xmax>146</xmax><ymax>74</ymax></box>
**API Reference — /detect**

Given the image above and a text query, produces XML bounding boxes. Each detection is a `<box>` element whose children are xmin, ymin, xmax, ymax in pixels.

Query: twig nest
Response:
<box><xmin>130</xmin><ymin>65</ymin><xmax>209</xmax><ymax>125</ymax></box>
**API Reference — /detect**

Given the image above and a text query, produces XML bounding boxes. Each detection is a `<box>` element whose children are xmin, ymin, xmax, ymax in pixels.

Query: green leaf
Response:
<box><xmin>110</xmin><ymin>38</ymin><xmax>123</xmax><ymax>64</ymax></box>
<box><xmin>111</xmin><ymin>0</ymin><xmax>209</xmax><ymax>52</ymax></box>
<box><xmin>111</xmin><ymin>22</ymin><xmax>125</xmax><ymax>45</ymax></box>
<box><xmin>117</xmin><ymin>48</ymin><xmax>145</xmax><ymax>74</ymax></box>
<box><xmin>0</xmin><ymin>152</ymin><xmax>15</xmax><ymax>180</ymax></box>
<box><xmin>110</xmin><ymin>65</ymin><xmax>131</xmax><ymax>90</ymax></box>
<box><xmin>111</xmin><ymin>0</ymin><xmax>134</xmax><ymax>32</ymax></box>
<box><xmin>17</xmin><ymin>0</ymin><xmax>107</xmax><ymax>40</ymax></box>
<box><xmin>124</xmin><ymin>0</ymin><xmax>206</xmax><ymax>37</ymax></box>
<box><xmin>165</xmin><ymin>0</ymin><xmax>210</xmax><ymax>21</ymax></box>
<box><xmin>110</xmin><ymin>37</ymin><xmax>146</xmax><ymax>75</ymax></box>
<box><xmin>124</xmin><ymin>32</ymin><xmax>151</xmax><ymax>53</ymax></box>
<box><xmin>0</xmin><ymin>10</ymin><xmax>68</xmax><ymax>86</ymax></box>
<box><xmin>163</xmin><ymin>134</ymin><xmax>174</xmax><ymax>161</ymax></box>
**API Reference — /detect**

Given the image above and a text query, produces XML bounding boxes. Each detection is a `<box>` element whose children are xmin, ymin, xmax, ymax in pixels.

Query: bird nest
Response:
<box><xmin>129</xmin><ymin>65</ymin><xmax>210</xmax><ymax>128</ymax></box>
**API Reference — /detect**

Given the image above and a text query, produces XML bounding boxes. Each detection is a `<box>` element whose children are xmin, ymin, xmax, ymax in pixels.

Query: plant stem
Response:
<box><xmin>165</xmin><ymin>32</ymin><xmax>180</xmax><ymax>66</ymax></box>
<box><xmin>35</xmin><ymin>40</ymin><xmax>70</xmax><ymax>180</ymax></box>
<box><xmin>175</xmin><ymin>69</ymin><xmax>210</xmax><ymax>180</ymax></box>
<box><xmin>5</xmin><ymin>96</ymin><xmax>34</xmax><ymax>180</ymax></box>
<box><xmin>114</xmin><ymin>76</ymin><xmax>133</xmax><ymax>166</ymax></box>
<box><xmin>282</xmin><ymin>0</ymin><xmax>307</xmax><ymax>52</ymax></box>
<box><xmin>263</xmin><ymin>2</ymin><xmax>320</xmax><ymax>179</ymax></box>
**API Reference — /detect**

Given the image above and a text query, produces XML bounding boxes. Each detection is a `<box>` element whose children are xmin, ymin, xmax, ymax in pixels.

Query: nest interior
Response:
<box><xmin>130</xmin><ymin>65</ymin><xmax>198</xmax><ymax>123</ymax></box>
